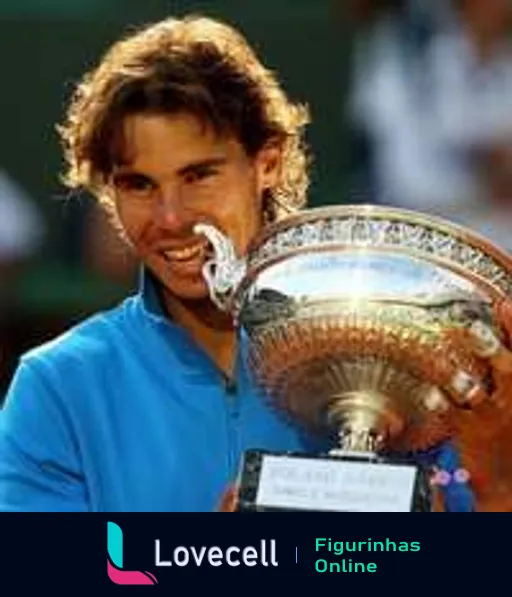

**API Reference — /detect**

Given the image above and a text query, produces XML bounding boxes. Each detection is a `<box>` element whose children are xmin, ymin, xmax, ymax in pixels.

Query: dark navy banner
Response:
<box><xmin>0</xmin><ymin>514</ymin><xmax>509</xmax><ymax>593</ymax></box>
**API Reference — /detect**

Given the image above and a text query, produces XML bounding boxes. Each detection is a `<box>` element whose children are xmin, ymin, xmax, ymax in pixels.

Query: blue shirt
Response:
<box><xmin>0</xmin><ymin>272</ymin><xmax>327</xmax><ymax>512</ymax></box>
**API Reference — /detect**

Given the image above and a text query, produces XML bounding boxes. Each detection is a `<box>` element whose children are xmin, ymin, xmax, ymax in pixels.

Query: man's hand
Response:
<box><xmin>458</xmin><ymin>299</ymin><xmax>512</xmax><ymax>510</ymax></box>
<box><xmin>469</xmin><ymin>300</ymin><xmax>512</xmax><ymax>405</ymax></box>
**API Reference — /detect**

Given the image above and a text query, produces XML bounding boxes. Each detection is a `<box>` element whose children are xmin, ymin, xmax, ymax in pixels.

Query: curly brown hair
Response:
<box><xmin>58</xmin><ymin>15</ymin><xmax>311</xmax><ymax>222</ymax></box>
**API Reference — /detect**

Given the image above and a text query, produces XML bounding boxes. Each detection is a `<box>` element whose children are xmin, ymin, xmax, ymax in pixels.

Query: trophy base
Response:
<box><xmin>237</xmin><ymin>450</ymin><xmax>433</xmax><ymax>512</ymax></box>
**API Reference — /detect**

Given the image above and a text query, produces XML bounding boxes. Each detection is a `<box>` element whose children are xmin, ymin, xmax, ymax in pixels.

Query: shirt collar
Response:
<box><xmin>138</xmin><ymin>266</ymin><xmax>168</xmax><ymax>321</ymax></box>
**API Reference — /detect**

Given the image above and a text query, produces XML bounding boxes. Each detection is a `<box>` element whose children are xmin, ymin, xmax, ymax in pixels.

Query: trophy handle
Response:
<box><xmin>193</xmin><ymin>223</ymin><xmax>247</xmax><ymax>312</ymax></box>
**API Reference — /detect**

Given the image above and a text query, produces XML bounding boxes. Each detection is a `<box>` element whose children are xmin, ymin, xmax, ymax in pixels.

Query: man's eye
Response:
<box><xmin>113</xmin><ymin>174</ymin><xmax>154</xmax><ymax>193</ymax></box>
<box><xmin>183</xmin><ymin>168</ymin><xmax>217</xmax><ymax>184</ymax></box>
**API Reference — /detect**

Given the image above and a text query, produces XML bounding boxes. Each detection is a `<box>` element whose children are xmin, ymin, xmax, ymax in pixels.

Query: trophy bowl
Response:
<box><xmin>195</xmin><ymin>205</ymin><xmax>512</xmax><ymax>511</ymax></box>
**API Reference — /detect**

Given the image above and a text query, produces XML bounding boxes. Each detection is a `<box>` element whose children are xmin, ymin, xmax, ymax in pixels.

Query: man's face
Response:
<box><xmin>110</xmin><ymin>112</ymin><xmax>279</xmax><ymax>301</ymax></box>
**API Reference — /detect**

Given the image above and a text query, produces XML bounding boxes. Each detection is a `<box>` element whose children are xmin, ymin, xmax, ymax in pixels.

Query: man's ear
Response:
<box><xmin>255</xmin><ymin>140</ymin><xmax>283</xmax><ymax>195</ymax></box>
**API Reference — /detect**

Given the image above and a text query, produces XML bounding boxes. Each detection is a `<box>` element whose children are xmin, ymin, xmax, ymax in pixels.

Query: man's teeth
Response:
<box><xmin>164</xmin><ymin>244</ymin><xmax>206</xmax><ymax>261</ymax></box>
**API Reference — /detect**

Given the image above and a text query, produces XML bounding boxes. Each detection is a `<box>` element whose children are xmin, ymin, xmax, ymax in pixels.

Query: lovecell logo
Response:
<box><xmin>107</xmin><ymin>522</ymin><xmax>158</xmax><ymax>585</ymax></box>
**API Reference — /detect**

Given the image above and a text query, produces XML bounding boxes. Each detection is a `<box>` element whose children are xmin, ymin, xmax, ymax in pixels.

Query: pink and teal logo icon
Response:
<box><xmin>107</xmin><ymin>522</ymin><xmax>158</xmax><ymax>585</ymax></box>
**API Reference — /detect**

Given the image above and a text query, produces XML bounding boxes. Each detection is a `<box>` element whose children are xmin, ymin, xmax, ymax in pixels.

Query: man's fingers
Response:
<box><xmin>468</xmin><ymin>319</ymin><xmax>512</xmax><ymax>374</ymax></box>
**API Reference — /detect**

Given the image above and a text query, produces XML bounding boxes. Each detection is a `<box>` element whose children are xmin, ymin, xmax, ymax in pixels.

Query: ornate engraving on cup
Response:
<box><xmin>196</xmin><ymin>206</ymin><xmax>512</xmax><ymax>457</ymax></box>
<box><xmin>248</xmin><ymin>211</ymin><xmax>512</xmax><ymax>298</ymax></box>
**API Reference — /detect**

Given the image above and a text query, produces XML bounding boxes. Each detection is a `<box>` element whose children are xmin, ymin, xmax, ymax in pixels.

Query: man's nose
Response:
<box><xmin>153</xmin><ymin>187</ymin><xmax>190</xmax><ymax>231</ymax></box>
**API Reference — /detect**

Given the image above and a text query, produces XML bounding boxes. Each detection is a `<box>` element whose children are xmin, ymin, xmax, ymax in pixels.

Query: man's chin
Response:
<box><xmin>148</xmin><ymin>266</ymin><xmax>219</xmax><ymax>305</ymax></box>
<box><xmin>156</xmin><ymin>275</ymin><xmax>235</xmax><ymax>328</ymax></box>
<box><xmin>162</xmin><ymin>278</ymin><xmax>211</xmax><ymax>303</ymax></box>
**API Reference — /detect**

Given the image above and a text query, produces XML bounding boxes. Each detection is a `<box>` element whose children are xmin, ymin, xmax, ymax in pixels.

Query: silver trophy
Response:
<box><xmin>195</xmin><ymin>205</ymin><xmax>512</xmax><ymax>512</ymax></box>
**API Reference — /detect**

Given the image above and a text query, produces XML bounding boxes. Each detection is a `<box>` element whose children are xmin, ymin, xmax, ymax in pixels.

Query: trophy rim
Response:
<box><xmin>241</xmin><ymin>204</ymin><xmax>512</xmax><ymax>301</ymax></box>
<box><xmin>236</xmin><ymin>243</ymin><xmax>501</xmax><ymax>304</ymax></box>
<box><xmin>248</xmin><ymin>203</ymin><xmax>512</xmax><ymax>272</ymax></box>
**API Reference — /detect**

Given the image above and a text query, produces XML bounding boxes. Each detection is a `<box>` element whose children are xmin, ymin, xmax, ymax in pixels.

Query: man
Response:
<box><xmin>0</xmin><ymin>15</ymin><xmax>323</xmax><ymax>512</ymax></box>
<box><xmin>1</xmin><ymin>14</ymin><xmax>511</xmax><ymax>512</ymax></box>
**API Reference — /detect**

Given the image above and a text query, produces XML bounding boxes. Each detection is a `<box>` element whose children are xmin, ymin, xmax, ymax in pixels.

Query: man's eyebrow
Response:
<box><xmin>177</xmin><ymin>157</ymin><xmax>228</xmax><ymax>176</ymax></box>
<box><xmin>111</xmin><ymin>170</ymin><xmax>154</xmax><ymax>183</ymax></box>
